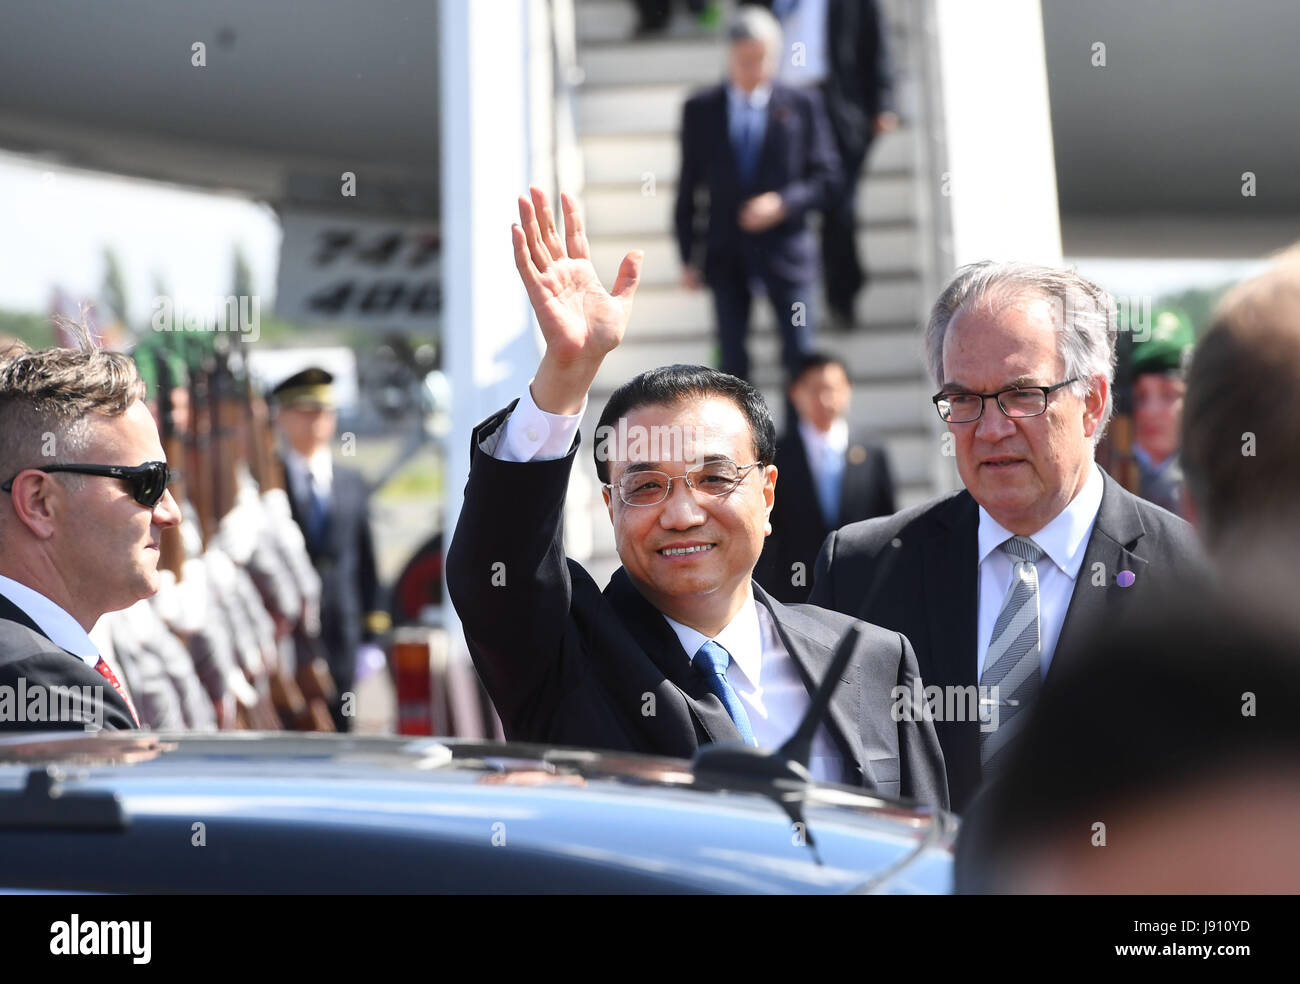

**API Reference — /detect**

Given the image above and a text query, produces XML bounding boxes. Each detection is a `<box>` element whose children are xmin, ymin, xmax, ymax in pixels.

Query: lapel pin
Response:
<box><xmin>1116</xmin><ymin>570</ymin><xmax>1136</xmax><ymax>587</ymax></box>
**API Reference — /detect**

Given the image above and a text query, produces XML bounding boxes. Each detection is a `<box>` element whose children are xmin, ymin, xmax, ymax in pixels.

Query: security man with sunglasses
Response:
<box><xmin>0</xmin><ymin>330</ymin><xmax>183</xmax><ymax>732</ymax></box>
<box><xmin>447</xmin><ymin>188</ymin><xmax>947</xmax><ymax>808</ymax></box>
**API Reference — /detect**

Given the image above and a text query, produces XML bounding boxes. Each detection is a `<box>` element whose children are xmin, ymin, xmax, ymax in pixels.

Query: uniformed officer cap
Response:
<box><xmin>272</xmin><ymin>367</ymin><xmax>336</xmax><ymax>409</ymax></box>
<box><xmin>1132</xmin><ymin>309</ymin><xmax>1195</xmax><ymax>378</ymax></box>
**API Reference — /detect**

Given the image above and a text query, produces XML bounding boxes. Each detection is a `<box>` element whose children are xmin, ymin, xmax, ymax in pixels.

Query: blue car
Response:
<box><xmin>0</xmin><ymin>730</ymin><xmax>954</xmax><ymax>893</ymax></box>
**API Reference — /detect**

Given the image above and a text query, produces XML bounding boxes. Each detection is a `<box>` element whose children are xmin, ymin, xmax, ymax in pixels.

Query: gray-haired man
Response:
<box><xmin>808</xmin><ymin>262</ymin><xmax>1206</xmax><ymax>811</ymax></box>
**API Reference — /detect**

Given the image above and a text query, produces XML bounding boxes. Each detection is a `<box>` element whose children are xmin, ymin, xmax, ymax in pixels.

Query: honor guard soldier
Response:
<box><xmin>272</xmin><ymin>368</ymin><xmax>387</xmax><ymax>730</ymax></box>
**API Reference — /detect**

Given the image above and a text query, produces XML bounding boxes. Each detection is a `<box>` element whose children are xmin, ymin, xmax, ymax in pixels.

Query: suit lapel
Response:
<box><xmin>711</xmin><ymin>86</ymin><xmax>744</xmax><ymax>185</ymax></box>
<box><xmin>754</xmin><ymin>583</ymin><xmax>867</xmax><ymax>782</ymax></box>
<box><xmin>921</xmin><ymin>492</ymin><xmax>980</xmax><ymax>687</ymax></box>
<box><xmin>837</xmin><ymin>434</ymin><xmax>874</xmax><ymax>527</ymax></box>
<box><xmin>753</xmin><ymin>87</ymin><xmax>785</xmax><ymax>183</ymax></box>
<box><xmin>602</xmin><ymin>569</ymin><xmax>741</xmax><ymax>746</ymax></box>
<box><xmin>280</xmin><ymin>453</ymin><xmax>316</xmax><ymax>548</ymax></box>
<box><xmin>1050</xmin><ymin>472</ymin><xmax>1149</xmax><ymax>681</ymax></box>
<box><xmin>780</xmin><ymin>426</ymin><xmax>823</xmax><ymax>531</ymax></box>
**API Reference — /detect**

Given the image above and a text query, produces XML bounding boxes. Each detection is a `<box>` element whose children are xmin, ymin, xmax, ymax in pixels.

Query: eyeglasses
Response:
<box><xmin>605</xmin><ymin>459</ymin><xmax>762</xmax><ymax>506</ymax></box>
<box><xmin>1</xmin><ymin>461</ymin><xmax>173</xmax><ymax>508</ymax></box>
<box><xmin>932</xmin><ymin>378</ymin><xmax>1080</xmax><ymax>423</ymax></box>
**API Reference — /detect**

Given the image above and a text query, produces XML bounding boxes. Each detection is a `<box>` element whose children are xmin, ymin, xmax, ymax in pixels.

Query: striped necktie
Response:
<box><xmin>692</xmin><ymin>640</ymin><xmax>757</xmax><ymax>746</ymax></box>
<box><xmin>978</xmin><ymin>536</ymin><xmax>1045</xmax><ymax>771</ymax></box>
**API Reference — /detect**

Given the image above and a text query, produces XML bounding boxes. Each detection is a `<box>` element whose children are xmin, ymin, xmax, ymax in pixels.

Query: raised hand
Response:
<box><xmin>513</xmin><ymin>187</ymin><xmax>642</xmax><ymax>370</ymax></box>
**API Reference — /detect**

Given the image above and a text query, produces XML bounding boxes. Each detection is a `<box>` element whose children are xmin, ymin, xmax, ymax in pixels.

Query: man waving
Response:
<box><xmin>446</xmin><ymin>188</ymin><xmax>945</xmax><ymax>807</ymax></box>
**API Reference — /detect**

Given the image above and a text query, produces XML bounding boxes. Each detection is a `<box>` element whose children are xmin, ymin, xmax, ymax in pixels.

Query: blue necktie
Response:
<box><xmin>306</xmin><ymin>477</ymin><xmax>329</xmax><ymax>549</ymax></box>
<box><xmin>735</xmin><ymin>109</ymin><xmax>761</xmax><ymax>185</ymax></box>
<box><xmin>817</xmin><ymin>442</ymin><xmax>843</xmax><ymax>527</ymax></box>
<box><xmin>692</xmin><ymin>640</ymin><xmax>757</xmax><ymax>746</ymax></box>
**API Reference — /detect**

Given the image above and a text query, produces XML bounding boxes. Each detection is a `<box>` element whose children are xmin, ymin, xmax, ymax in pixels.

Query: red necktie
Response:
<box><xmin>94</xmin><ymin>656</ymin><xmax>141</xmax><ymax>728</ymax></box>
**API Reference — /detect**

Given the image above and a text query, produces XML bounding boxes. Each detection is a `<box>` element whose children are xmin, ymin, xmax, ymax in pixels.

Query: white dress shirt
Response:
<box><xmin>798</xmin><ymin>416</ymin><xmax>848</xmax><ymax>525</ymax></box>
<box><xmin>662</xmin><ymin>589</ymin><xmax>845</xmax><ymax>784</ymax></box>
<box><xmin>488</xmin><ymin>386</ymin><xmax>848</xmax><ymax>784</ymax></box>
<box><xmin>480</xmin><ymin>383</ymin><xmax>587</xmax><ymax>463</ymax></box>
<box><xmin>283</xmin><ymin>446</ymin><xmax>334</xmax><ymax>505</ymax></box>
<box><xmin>775</xmin><ymin>0</ymin><xmax>830</xmax><ymax>86</ymax></box>
<box><xmin>0</xmin><ymin>573</ymin><xmax>99</xmax><ymax>665</ymax></box>
<box><xmin>975</xmin><ymin>463</ymin><xmax>1105</xmax><ymax>680</ymax></box>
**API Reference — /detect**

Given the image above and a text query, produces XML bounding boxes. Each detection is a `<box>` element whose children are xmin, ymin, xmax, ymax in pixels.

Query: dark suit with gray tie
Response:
<box><xmin>808</xmin><ymin>471</ymin><xmax>1207</xmax><ymax>812</ymax></box>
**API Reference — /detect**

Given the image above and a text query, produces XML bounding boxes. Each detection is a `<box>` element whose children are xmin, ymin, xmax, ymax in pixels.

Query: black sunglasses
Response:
<box><xmin>1</xmin><ymin>461</ymin><xmax>173</xmax><ymax>508</ymax></box>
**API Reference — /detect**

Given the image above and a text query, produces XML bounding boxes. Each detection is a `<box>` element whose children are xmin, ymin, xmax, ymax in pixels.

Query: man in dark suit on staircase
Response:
<box><xmin>757</xmin><ymin>352</ymin><xmax>895</xmax><ymax>602</ymax></box>
<box><xmin>751</xmin><ymin>0</ymin><xmax>898</xmax><ymax>329</ymax></box>
<box><xmin>674</xmin><ymin>5</ymin><xmax>842</xmax><ymax>382</ymax></box>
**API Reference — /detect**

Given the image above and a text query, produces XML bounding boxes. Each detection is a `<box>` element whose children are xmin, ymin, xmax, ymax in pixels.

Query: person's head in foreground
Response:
<box><xmin>1182</xmin><ymin>249</ymin><xmax>1300</xmax><ymax>562</ymax></box>
<box><xmin>594</xmin><ymin>365</ymin><xmax>777</xmax><ymax>636</ymax></box>
<box><xmin>955</xmin><ymin>587</ymin><xmax>1300</xmax><ymax>894</ymax></box>
<box><xmin>925</xmin><ymin>261</ymin><xmax>1116</xmax><ymax>536</ymax></box>
<box><xmin>788</xmin><ymin>352</ymin><xmax>852</xmax><ymax>434</ymax></box>
<box><xmin>0</xmin><ymin>325</ymin><xmax>182</xmax><ymax>629</ymax></box>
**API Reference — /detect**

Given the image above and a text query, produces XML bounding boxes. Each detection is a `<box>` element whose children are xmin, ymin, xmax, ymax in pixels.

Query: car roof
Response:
<box><xmin>0</xmin><ymin>732</ymin><xmax>954</xmax><ymax>893</ymax></box>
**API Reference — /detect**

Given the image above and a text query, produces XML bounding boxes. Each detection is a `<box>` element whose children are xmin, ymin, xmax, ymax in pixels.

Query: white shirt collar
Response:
<box><xmin>798</xmin><ymin>417</ymin><xmax>848</xmax><ymax>456</ymax></box>
<box><xmin>728</xmin><ymin>82</ymin><xmax>773</xmax><ymax>110</ymax></box>
<box><xmin>662</xmin><ymin>584</ymin><xmax>765</xmax><ymax>690</ymax></box>
<box><xmin>0</xmin><ymin>573</ymin><xmax>99</xmax><ymax>665</ymax></box>
<box><xmin>284</xmin><ymin>446</ymin><xmax>333</xmax><ymax>489</ymax></box>
<box><xmin>977</xmin><ymin>462</ymin><xmax>1105</xmax><ymax>578</ymax></box>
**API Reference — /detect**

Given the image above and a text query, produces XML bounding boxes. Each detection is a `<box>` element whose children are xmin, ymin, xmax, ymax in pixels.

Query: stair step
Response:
<box><xmin>593</xmin><ymin>323</ymin><xmax>927</xmax><ymax>387</ymax></box>
<box><xmin>573</xmin><ymin>0</ymin><xmax>917</xmax><ymax>54</ymax></box>
<box><xmin>580</xmin><ymin>129</ymin><xmax>918</xmax><ymax>185</ymax></box>
<box><xmin>587</xmin><ymin>224</ymin><xmax>921</xmax><ymax>288</ymax></box>
<box><xmin>574</xmin><ymin>0</ymin><xmax>725</xmax><ymax>44</ymax></box>
<box><xmin>578</xmin><ymin>37</ymin><xmax>728</xmax><ymax>87</ymax></box>
<box><xmin>578</xmin><ymin>83</ymin><xmax>710</xmax><ymax>135</ymax></box>
<box><xmin>582</xmin><ymin>171</ymin><xmax>917</xmax><ymax>234</ymax></box>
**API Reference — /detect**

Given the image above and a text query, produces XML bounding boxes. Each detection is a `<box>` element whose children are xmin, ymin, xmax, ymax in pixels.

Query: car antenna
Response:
<box><xmin>693</xmin><ymin>536</ymin><xmax>905</xmax><ymax>784</ymax></box>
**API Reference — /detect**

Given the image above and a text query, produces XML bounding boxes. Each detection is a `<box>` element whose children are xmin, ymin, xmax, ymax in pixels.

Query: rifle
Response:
<box><xmin>155</xmin><ymin>351</ymin><xmax>187</xmax><ymax>580</ymax></box>
<box><xmin>241</xmin><ymin>369</ymin><xmax>336</xmax><ymax>731</ymax></box>
<box><xmin>203</xmin><ymin>342</ymin><xmax>282</xmax><ymax>731</ymax></box>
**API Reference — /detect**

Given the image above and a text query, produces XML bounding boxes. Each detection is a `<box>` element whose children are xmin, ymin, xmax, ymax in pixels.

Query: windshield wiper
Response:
<box><xmin>691</xmin><ymin>538</ymin><xmax>905</xmax><ymax>860</ymax></box>
<box><xmin>693</xmin><ymin>536</ymin><xmax>904</xmax><ymax>784</ymax></box>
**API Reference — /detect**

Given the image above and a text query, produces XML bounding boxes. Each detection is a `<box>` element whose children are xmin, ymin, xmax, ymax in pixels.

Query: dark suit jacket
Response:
<box><xmin>674</xmin><ymin>82</ymin><xmax>841</xmax><ymax>287</ymax></box>
<box><xmin>446</xmin><ymin>404</ymin><xmax>948</xmax><ymax>809</ymax></box>
<box><xmin>808</xmin><ymin>471</ymin><xmax>1207</xmax><ymax>812</ymax></box>
<box><xmin>757</xmin><ymin>422</ymin><xmax>896</xmax><ymax>603</ymax></box>
<box><xmin>0</xmin><ymin>593</ymin><xmax>137</xmax><ymax>732</ymax></box>
<box><xmin>751</xmin><ymin>0</ymin><xmax>896</xmax><ymax>161</ymax></box>
<box><xmin>283</xmin><ymin>460</ymin><xmax>380</xmax><ymax>690</ymax></box>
